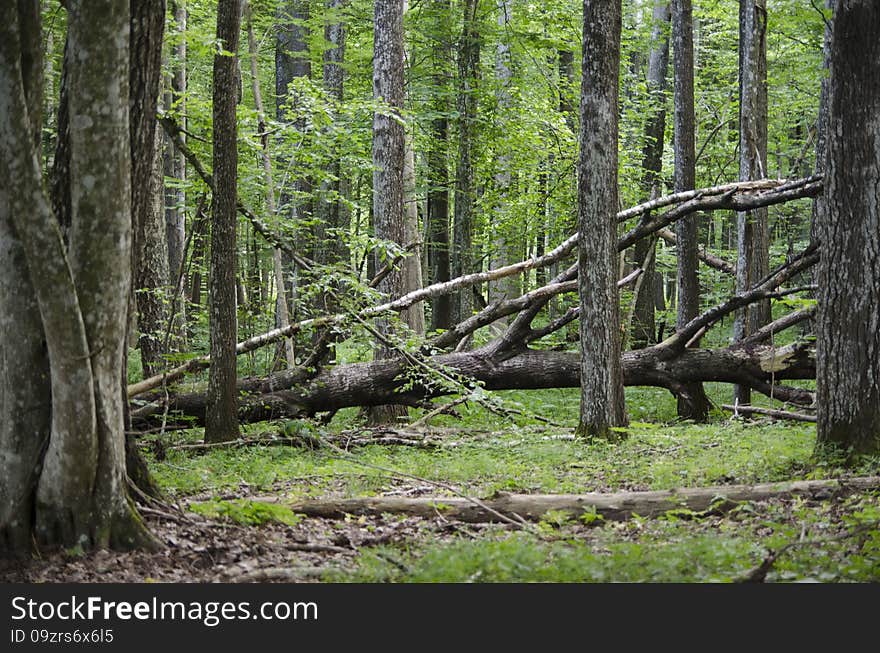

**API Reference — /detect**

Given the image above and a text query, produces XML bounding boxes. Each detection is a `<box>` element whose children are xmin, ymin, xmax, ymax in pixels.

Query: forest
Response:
<box><xmin>0</xmin><ymin>0</ymin><xmax>878</xmax><ymax>584</ymax></box>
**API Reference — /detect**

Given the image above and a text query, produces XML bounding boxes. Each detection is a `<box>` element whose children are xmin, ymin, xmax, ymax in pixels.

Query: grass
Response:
<box><xmin>143</xmin><ymin>385</ymin><xmax>880</xmax><ymax>583</ymax></box>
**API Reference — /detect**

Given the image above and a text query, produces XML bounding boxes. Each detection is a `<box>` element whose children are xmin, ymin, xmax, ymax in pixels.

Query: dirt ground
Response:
<box><xmin>0</xmin><ymin>504</ymin><xmax>500</xmax><ymax>583</ymax></box>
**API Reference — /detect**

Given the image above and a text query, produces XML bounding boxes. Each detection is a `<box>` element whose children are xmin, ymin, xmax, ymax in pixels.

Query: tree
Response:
<box><xmin>205</xmin><ymin>0</ymin><xmax>242</xmax><ymax>443</ymax></box>
<box><xmin>130</xmin><ymin>0</ymin><xmax>169</xmax><ymax>378</ymax></box>
<box><xmin>163</xmin><ymin>1</ymin><xmax>188</xmax><ymax>349</ymax></box>
<box><xmin>316</xmin><ymin>0</ymin><xmax>349</xmax><ymax>272</ymax></box>
<box><xmin>631</xmin><ymin>1</ymin><xmax>670</xmax><ymax>349</ymax></box>
<box><xmin>671</xmin><ymin>0</ymin><xmax>709</xmax><ymax>421</ymax></box>
<box><xmin>427</xmin><ymin>0</ymin><xmax>454</xmax><ymax>332</ymax></box>
<box><xmin>816</xmin><ymin>0</ymin><xmax>880</xmax><ymax>457</ymax></box>
<box><xmin>370</xmin><ymin>0</ymin><xmax>408</xmax><ymax>423</ymax></box>
<box><xmin>0</xmin><ymin>0</ymin><xmax>154</xmax><ymax>553</ymax></box>
<box><xmin>577</xmin><ymin>0</ymin><xmax>628</xmax><ymax>439</ymax></box>
<box><xmin>487</xmin><ymin>0</ymin><xmax>518</xmax><ymax>336</ymax></box>
<box><xmin>452</xmin><ymin>0</ymin><xmax>480</xmax><ymax>327</ymax></box>
<box><xmin>401</xmin><ymin>0</ymin><xmax>425</xmax><ymax>334</ymax></box>
<box><xmin>733</xmin><ymin>0</ymin><xmax>769</xmax><ymax>405</ymax></box>
<box><xmin>246</xmin><ymin>0</ymin><xmax>295</xmax><ymax>369</ymax></box>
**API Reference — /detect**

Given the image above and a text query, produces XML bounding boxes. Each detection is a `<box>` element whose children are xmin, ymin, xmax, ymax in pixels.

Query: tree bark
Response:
<box><xmin>130</xmin><ymin>0</ymin><xmax>168</xmax><ymax>379</ymax></box>
<box><xmin>577</xmin><ymin>0</ymin><xmax>628</xmax><ymax>439</ymax></box>
<box><xmin>315</xmin><ymin>0</ymin><xmax>349</xmax><ymax>269</ymax></box>
<box><xmin>206</xmin><ymin>0</ymin><xmax>242</xmax><ymax>443</ymax></box>
<box><xmin>370</xmin><ymin>0</ymin><xmax>409</xmax><ymax>423</ymax></box>
<box><xmin>733</xmin><ymin>0</ymin><xmax>770</xmax><ymax>404</ymax></box>
<box><xmin>0</xmin><ymin>0</ymin><xmax>48</xmax><ymax>553</ymax></box>
<box><xmin>1</xmin><ymin>0</ymin><xmax>155</xmax><ymax>553</ymax></box>
<box><xmin>816</xmin><ymin>0</ymin><xmax>880</xmax><ymax>458</ymax></box>
<box><xmin>276</xmin><ymin>0</ymin><xmax>312</xmax><ymax>272</ymax></box>
<box><xmin>672</xmin><ymin>0</ymin><xmax>709</xmax><ymax>421</ymax></box>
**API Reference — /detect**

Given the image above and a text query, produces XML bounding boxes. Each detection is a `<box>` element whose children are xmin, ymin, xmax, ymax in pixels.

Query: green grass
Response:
<box><xmin>149</xmin><ymin>385</ymin><xmax>870</xmax><ymax>502</ymax></box>
<box><xmin>143</xmin><ymin>384</ymin><xmax>880</xmax><ymax>583</ymax></box>
<box><xmin>328</xmin><ymin>492</ymin><xmax>880</xmax><ymax>583</ymax></box>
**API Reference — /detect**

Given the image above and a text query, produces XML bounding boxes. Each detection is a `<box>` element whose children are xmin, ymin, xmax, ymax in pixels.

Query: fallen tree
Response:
<box><xmin>260</xmin><ymin>476</ymin><xmax>880</xmax><ymax>523</ymax></box>
<box><xmin>127</xmin><ymin>177</ymin><xmax>822</xmax><ymax>430</ymax></box>
<box><xmin>128</xmin><ymin>176</ymin><xmax>821</xmax><ymax>398</ymax></box>
<box><xmin>133</xmin><ymin>341</ymin><xmax>816</xmax><ymax>427</ymax></box>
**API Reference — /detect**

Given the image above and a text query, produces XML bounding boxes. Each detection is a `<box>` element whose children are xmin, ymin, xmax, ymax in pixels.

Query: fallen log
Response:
<box><xmin>268</xmin><ymin>476</ymin><xmax>880</xmax><ymax>523</ymax></box>
<box><xmin>131</xmin><ymin>342</ymin><xmax>816</xmax><ymax>427</ymax></box>
<box><xmin>128</xmin><ymin>176</ymin><xmax>822</xmax><ymax>398</ymax></box>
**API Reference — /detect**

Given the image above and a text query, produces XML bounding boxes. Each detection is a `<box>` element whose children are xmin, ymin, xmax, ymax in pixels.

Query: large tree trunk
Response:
<box><xmin>0</xmin><ymin>0</ymin><xmax>48</xmax><ymax>553</ymax></box>
<box><xmin>733</xmin><ymin>0</ymin><xmax>770</xmax><ymax>404</ymax></box>
<box><xmin>370</xmin><ymin>0</ymin><xmax>409</xmax><ymax>423</ymax></box>
<box><xmin>671</xmin><ymin>0</ymin><xmax>709</xmax><ymax>421</ymax></box>
<box><xmin>816</xmin><ymin>0</ymin><xmax>880</xmax><ymax>458</ymax></box>
<box><xmin>577</xmin><ymin>0</ymin><xmax>628</xmax><ymax>439</ymax></box>
<box><xmin>275</xmin><ymin>0</ymin><xmax>311</xmax><ymax>350</ymax></box>
<box><xmin>1</xmin><ymin>0</ymin><xmax>154</xmax><ymax>553</ymax></box>
<box><xmin>206</xmin><ymin>0</ymin><xmax>242</xmax><ymax>443</ymax></box>
<box><xmin>631</xmin><ymin>1</ymin><xmax>670</xmax><ymax>350</ymax></box>
<box><xmin>451</xmin><ymin>0</ymin><xmax>480</xmax><ymax>327</ymax></box>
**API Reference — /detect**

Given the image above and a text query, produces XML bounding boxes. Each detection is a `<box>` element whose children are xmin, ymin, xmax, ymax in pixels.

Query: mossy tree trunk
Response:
<box><xmin>0</xmin><ymin>0</ymin><xmax>156</xmax><ymax>555</ymax></box>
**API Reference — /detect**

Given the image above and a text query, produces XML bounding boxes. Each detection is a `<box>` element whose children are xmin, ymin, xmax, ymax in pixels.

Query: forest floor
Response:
<box><xmin>3</xmin><ymin>385</ymin><xmax>879</xmax><ymax>583</ymax></box>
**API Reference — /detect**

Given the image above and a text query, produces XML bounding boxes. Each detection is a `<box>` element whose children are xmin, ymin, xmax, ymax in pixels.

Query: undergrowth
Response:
<box><xmin>144</xmin><ymin>385</ymin><xmax>880</xmax><ymax>583</ymax></box>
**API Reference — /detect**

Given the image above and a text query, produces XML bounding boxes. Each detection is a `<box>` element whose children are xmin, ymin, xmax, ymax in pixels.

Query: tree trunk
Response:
<box><xmin>1</xmin><ymin>0</ymin><xmax>154</xmax><ymax>553</ymax></box>
<box><xmin>487</xmin><ymin>0</ymin><xmax>518</xmax><ymax>337</ymax></box>
<box><xmin>0</xmin><ymin>0</ymin><xmax>48</xmax><ymax>553</ymax></box>
<box><xmin>577</xmin><ymin>0</ymin><xmax>628</xmax><ymax>439</ymax></box>
<box><xmin>631</xmin><ymin>1</ymin><xmax>671</xmax><ymax>350</ymax></box>
<box><xmin>427</xmin><ymin>1</ymin><xmax>452</xmax><ymax>332</ymax></box>
<box><xmin>276</xmin><ymin>0</ymin><xmax>312</xmax><ymax>295</ymax></box>
<box><xmin>401</xmin><ymin>0</ymin><xmax>425</xmax><ymax>335</ymax></box>
<box><xmin>206</xmin><ymin>0</ymin><xmax>242</xmax><ymax>444</ymax></box>
<box><xmin>672</xmin><ymin>0</ymin><xmax>709</xmax><ymax>421</ymax></box>
<box><xmin>816</xmin><ymin>0</ymin><xmax>880</xmax><ymax>458</ymax></box>
<box><xmin>130</xmin><ymin>0</ymin><xmax>169</xmax><ymax>379</ymax></box>
<box><xmin>370</xmin><ymin>0</ymin><xmax>409</xmax><ymax>423</ymax></box>
<box><xmin>164</xmin><ymin>1</ymin><xmax>188</xmax><ymax>349</ymax></box>
<box><xmin>733</xmin><ymin>0</ymin><xmax>770</xmax><ymax>404</ymax></box>
<box><xmin>246</xmin><ymin>1</ymin><xmax>295</xmax><ymax>369</ymax></box>
<box><xmin>452</xmin><ymin>0</ymin><xmax>480</xmax><ymax>327</ymax></box>
<box><xmin>316</xmin><ymin>0</ymin><xmax>349</xmax><ymax>269</ymax></box>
